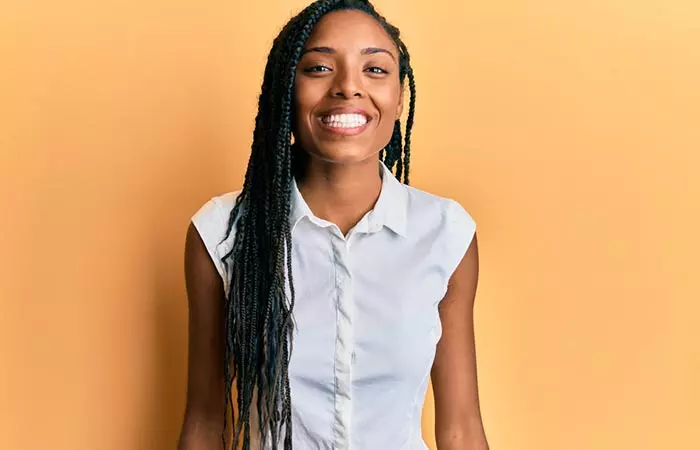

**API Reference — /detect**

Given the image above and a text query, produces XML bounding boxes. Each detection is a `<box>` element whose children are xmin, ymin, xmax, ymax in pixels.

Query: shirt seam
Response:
<box><xmin>332</xmin><ymin>233</ymin><xmax>340</xmax><ymax>447</ymax></box>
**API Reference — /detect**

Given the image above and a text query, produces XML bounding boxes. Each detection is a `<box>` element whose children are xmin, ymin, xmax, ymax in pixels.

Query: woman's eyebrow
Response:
<box><xmin>303</xmin><ymin>46</ymin><xmax>335</xmax><ymax>55</ymax></box>
<box><xmin>362</xmin><ymin>47</ymin><xmax>396</xmax><ymax>61</ymax></box>
<box><xmin>302</xmin><ymin>46</ymin><xmax>397</xmax><ymax>61</ymax></box>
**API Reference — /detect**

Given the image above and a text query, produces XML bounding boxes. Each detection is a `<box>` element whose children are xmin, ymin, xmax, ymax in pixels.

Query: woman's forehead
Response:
<box><xmin>305</xmin><ymin>9</ymin><xmax>396</xmax><ymax>51</ymax></box>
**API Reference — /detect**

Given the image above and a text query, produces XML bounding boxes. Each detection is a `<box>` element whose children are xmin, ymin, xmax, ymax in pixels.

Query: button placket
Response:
<box><xmin>332</xmin><ymin>234</ymin><xmax>355</xmax><ymax>450</ymax></box>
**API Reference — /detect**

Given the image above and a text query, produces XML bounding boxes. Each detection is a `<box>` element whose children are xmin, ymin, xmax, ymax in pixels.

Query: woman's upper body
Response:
<box><xmin>187</xmin><ymin>159</ymin><xmax>479</xmax><ymax>450</ymax></box>
<box><xmin>178</xmin><ymin>1</ymin><xmax>488</xmax><ymax>449</ymax></box>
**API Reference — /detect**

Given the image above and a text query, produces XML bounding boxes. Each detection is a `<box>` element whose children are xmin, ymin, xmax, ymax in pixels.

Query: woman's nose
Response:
<box><xmin>331</xmin><ymin>70</ymin><xmax>365</xmax><ymax>99</ymax></box>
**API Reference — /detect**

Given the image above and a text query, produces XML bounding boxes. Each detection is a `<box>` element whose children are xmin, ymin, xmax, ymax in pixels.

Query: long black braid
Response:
<box><xmin>219</xmin><ymin>1</ymin><xmax>417</xmax><ymax>449</ymax></box>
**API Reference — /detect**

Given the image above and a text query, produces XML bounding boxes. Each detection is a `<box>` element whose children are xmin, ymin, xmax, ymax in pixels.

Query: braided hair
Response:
<box><xmin>220</xmin><ymin>1</ymin><xmax>417</xmax><ymax>448</ymax></box>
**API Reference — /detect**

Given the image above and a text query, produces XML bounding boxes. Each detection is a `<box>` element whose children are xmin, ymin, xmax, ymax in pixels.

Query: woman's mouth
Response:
<box><xmin>318</xmin><ymin>113</ymin><xmax>371</xmax><ymax>136</ymax></box>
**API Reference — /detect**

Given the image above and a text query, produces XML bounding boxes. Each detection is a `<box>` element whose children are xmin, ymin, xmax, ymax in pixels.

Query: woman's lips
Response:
<box><xmin>317</xmin><ymin>117</ymin><xmax>371</xmax><ymax>136</ymax></box>
<box><xmin>317</xmin><ymin>109</ymin><xmax>372</xmax><ymax>136</ymax></box>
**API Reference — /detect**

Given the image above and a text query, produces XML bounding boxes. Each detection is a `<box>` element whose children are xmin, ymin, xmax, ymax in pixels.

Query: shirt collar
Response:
<box><xmin>289</xmin><ymin>160</ymin><xmax>409</xmax><ymax>237</ymax></box>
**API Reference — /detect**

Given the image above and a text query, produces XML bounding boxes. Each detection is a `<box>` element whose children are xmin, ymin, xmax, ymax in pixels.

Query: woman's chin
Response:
<box><xmin>310</xmin><ymin>147</ymin><xmax>378</xmax><ymax>165</ymax></box>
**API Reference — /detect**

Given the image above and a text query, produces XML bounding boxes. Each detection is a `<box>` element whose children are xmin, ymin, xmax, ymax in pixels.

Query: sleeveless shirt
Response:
<box><xmin>191</xmin><ymin>160</ymin><xmax>477</xmax><ymax>450</ymax></box>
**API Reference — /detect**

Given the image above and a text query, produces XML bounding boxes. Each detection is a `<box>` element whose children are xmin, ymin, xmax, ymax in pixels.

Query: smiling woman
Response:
<box><xmin>177</xmin><ymin>1</ymin><xmax>487</xmax><ymax>450</ymax></box>
<box><xmin>295</xmin><ymin>10</ymin><xmax>405</xmax><ymax>164</ymax></box>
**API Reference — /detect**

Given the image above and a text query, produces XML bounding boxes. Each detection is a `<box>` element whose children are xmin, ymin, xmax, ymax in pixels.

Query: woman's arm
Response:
<box><xmin>177</xmin><ymin>222</ymin><xmax>227</xmax><ymax>450</ymax></box>
<box><xmin>431</xmin><ymin>233</ymin><xmax>489</xmax><ymax>450</ymax></box>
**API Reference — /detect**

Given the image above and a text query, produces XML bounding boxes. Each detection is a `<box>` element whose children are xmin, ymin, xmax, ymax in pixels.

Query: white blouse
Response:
<box><xmin>191</xmin><ymin>161</ymin><xmax>477</xmax><ymax>450</ymax></box>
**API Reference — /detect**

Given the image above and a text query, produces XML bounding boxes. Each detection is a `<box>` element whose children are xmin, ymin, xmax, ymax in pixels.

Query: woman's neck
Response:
<box><xmin>295</xmin><ymin>156</ymin><xmax>383</xmax><ymax>236</ymax></box>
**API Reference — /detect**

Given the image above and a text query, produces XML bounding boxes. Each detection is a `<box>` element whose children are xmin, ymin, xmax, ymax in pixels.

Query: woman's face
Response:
<box><xmin>293</xmin><ymin>9</ymin><xmax>403</xmax><ymax>165</ymax></box>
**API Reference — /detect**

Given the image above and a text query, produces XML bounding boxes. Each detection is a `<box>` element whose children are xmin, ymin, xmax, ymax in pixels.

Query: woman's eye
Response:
<box><xmin>303</xmin><ymin>65</ymin><xmax>332</xmax><ymax>73</ymax></box>
<box><xmin>365</xmin><ymin>67</ymin><xmax>389</xmax><ymax>74</ymax></box>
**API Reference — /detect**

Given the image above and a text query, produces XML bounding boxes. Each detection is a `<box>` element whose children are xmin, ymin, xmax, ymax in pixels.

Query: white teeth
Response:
<box><xmin>321</xmin><ymin>113</ymin><xmax>368</xmax><ymax>128</ymax></box>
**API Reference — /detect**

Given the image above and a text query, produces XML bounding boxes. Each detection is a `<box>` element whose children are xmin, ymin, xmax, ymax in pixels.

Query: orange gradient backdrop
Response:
<box><xmin>1</xmin><ymin>1</ymin><xmax>698</xmax><ymax>449</ymax></box>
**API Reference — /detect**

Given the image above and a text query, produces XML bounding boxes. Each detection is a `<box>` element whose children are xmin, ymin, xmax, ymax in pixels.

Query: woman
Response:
<box><xmin>178</xmin><ymin>1</ymin><xmax>488</xmax><ymax>449</ymax></box>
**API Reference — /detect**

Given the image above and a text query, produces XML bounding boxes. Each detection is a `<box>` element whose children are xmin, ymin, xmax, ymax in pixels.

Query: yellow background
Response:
<box><xmin>1</xmin><ymin>0</ymin><xmax>698</xmax><ymax>449</ymax></box>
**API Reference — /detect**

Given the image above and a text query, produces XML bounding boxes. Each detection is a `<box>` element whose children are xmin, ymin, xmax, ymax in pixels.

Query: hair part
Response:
<box><xmin>220</xmin><ymin>1</ymin><xmax>417</xmax><ymax>449</ymax></box>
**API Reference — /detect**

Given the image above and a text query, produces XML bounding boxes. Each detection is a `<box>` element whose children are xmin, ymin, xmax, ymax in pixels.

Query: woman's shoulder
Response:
<box><xmin>192</xmin><ymin>190</ymin><xmax>242</xmax><ymax>225</ymax></box>
<box><xmin>190</xmin><ymin>191</ymin><xmax>241</xmax><ymax>288</ymax></box>
<box><xmin>403</xmin><ymin>184</ymin><xmax>477</xmax><ymax>232</ymax></box>
<box><xmin>402</xmin><ymin>184</ymin><xmax>477</xmax><ymax>276</ymax></box>
<box><xmin>191</xmin><ymin>189</ymin><xmax>242</xmax><ymax>234</ymax></box>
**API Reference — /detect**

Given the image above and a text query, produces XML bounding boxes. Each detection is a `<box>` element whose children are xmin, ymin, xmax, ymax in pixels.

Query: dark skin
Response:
<box><xmin>178</xmin><ymin>223</ymin><xmax>226</xmax><ymax>450</ymax></box>
<box><xmin>432</xmin><ymin>235</ymin><xmax>488</xmax><ymax>449</ymax></box>
<box><xmin>292</xmin><ymin>10</ymin><xmax>404</xmax><ymax>233</ymax></box>
<box><xmin>179</xmin><ymin>10</ymin><xmax>488</xmax><ymax>450</ymax></box>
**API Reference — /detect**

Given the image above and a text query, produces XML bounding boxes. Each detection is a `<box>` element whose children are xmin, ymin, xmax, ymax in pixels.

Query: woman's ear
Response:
<box><xmin>396</xmin><ymin>83</ymin><xmax>405</xmax><ymax>120</ymax></box>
